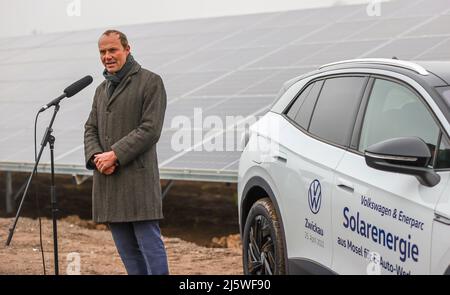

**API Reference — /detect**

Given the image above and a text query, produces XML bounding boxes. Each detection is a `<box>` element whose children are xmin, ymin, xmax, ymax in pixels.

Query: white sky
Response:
<box><xmin>0</xmin><ymin>0</ymin><xmax>377</xmax><ymax>38</ymax></box>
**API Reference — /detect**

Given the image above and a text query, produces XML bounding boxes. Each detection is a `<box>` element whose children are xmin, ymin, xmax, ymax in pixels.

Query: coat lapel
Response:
<box><xmin>107</xmin><ymin>63</ymin><xmax>141</xmax><ymax>107</ymax></box>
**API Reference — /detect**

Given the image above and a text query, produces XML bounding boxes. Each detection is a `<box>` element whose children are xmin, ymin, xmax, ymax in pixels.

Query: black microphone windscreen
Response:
<box><xmin>64</xmin><ymin>75</ymin><xmax>93</xmax><ymax>97</ymax></box>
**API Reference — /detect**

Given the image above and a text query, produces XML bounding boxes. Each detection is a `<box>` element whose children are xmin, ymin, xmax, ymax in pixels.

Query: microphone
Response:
<box><xmin>39</xmin><ymin>75</ymin><xmax>93</xmax><ymax>112</ymax></box>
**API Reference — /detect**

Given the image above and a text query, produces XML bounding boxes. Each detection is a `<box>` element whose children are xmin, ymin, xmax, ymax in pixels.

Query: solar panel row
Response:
<box><xmin>1</xmin><ymin>0</ymin><xmax>450</xmax><ymax>182</ymax></box>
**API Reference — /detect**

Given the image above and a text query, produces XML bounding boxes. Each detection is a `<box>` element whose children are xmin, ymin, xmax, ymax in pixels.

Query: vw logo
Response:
<box><xmin>308</xmin><ymin>179</ymin><xmax>322</xmax><ymax>214</ymax></box>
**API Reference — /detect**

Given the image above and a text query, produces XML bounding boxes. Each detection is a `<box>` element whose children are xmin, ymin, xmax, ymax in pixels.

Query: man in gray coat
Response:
<box><xmin>84</xmin><ymin>30</ymin><xmax>168</xmax><ymax>275</ymax></box>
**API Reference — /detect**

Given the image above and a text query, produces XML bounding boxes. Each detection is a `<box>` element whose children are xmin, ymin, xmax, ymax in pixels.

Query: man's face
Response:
<box><xmin>98</xmin><ymin>33</ymin><xmax>130</xmax><ymax>74</ymax></box>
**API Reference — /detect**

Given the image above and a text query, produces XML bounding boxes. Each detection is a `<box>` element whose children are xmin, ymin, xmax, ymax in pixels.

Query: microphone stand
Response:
<box><xmin>6</xmin><ymin>103</ymin><xmax>61</xmax><ymax>275</ymax></box>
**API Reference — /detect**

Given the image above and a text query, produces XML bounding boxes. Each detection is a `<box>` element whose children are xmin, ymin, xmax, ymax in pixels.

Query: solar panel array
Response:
<box><xmin>1</xmin><ymin>0</ymin><xmax>450</xmax><ymax>182</ymax></box>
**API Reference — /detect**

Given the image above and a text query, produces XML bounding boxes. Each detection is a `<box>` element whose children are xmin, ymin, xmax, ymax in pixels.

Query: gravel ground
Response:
<box><xmin>0</xmin><ymin>217</ymin><xmax>243</xmax><ymax>275</ymax></box>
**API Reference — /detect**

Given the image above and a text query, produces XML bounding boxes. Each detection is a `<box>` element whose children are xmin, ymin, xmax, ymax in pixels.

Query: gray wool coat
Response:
<box><xmin>84</xmin><ymin>62</ymin><xmax>167</xmax><ymax>223</ymax></box>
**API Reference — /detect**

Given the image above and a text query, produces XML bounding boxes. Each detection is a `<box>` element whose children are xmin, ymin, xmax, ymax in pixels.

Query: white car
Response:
<box><xmin>238</xmin><ymin>58</ymin><xmax>450</xmax><ymax>275</ymax></box>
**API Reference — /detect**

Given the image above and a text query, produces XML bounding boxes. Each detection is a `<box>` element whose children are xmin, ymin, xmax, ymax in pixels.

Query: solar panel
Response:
<box><xmin>366</xmin><ymin>36</ymin><xmax>446</xmax><ymax>59</ymax></box>
<box><xmin>248</xmin><ymin>24</ymin><xmax>323</xmax><ymax>47</ymax></box>
<box><xmin>303</xmin><ymin>40</ymin><xmax>384</xmax><ymax>65</ymax></box>
<box><xmin>0</xmin><ymin>33</ymin><xmax>65</xmax><ymax>50</ymax></box>
<box><xmin>194</xmin><ymin>47</ymin><xmax>275</xmax><ymax>72</ymax></box>
<box><xmin>44</xmin><ymin>28</ymin><xmax>107</xmax><ymax>47</ymax></box>
<box><xmin>249</xmin><ymin>43</ymin><xmax>328</xmax><ymax>68</ymax></box>
<box><xmin>138</xmin><ymin>52</ymin><xmax>184</xmax><ymax>70</ymax></box>
<box><xmin>5</xmin><ymin>43</ymin><xmax>99</xmax><ymax>64</ymax></box>
<box><xmin>242</xmin><ymin>68</ymin><xmax>315</xmax><ymax>95</ymax></box>
<box><xmin>347</xmin><ymin>17</ymin><xmax>428</xmax><ymax>40</ymax></box>
<box><xmin>302</xmin><ymin>21</ymin><xmax>374</xmax><ymax>43</ymax></box>
<box><xmin>349</xmin><ymin>0</ymin><xmax>408</xmax><ymax>21</ymax></box>
<box><xmin>405</xmin><ymin>14</ymin><xmax>450</xmax><ymax>37</ymax></box>
<box><xmin>394</xmin><ymin>0</ymin><xmax>450</xmax><ymax>17</ymax></box>
<box><xmin>1</xmin><ymin>0</ymin><xmax>450</xmax><ymax>183</ymax></box>
<box><xmin>208</xmin><ymin>28</ymin><xmax>279</xmax><ymax>49</ymax></box>
<box><xmin>157</xmin><ymin>48</ymin><xmax>232</xmax><ymax>73</ymax></box>
<box><xmin>416</xmin><ymin>38</ymin><xmax>450</xmax><ymax>60</ymax></box>
<box><xmin>162</xmin><ymin>71</ymin><xmax>226</xmax><ymax>98</ymax></box>
<box><xmin>191</xmin><ymin>69</ymin><xmax>275</xmax><ymax>96</ymax></box>
<box><xmin>166</xmin><ymin>150</ymin><xmax>243</xmax><ymax>171</ymax></box>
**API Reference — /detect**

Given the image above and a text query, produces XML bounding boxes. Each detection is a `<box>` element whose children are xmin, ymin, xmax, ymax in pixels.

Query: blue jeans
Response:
<box><xmin>109</xmin><ymin>220</ymin><xmax>169</xmax><ymax>275</ymax></box>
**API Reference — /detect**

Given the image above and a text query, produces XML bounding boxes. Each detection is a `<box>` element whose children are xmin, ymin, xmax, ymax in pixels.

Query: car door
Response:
<box><xmin>332</xmin><ymin>77</ymin><xmax>450</xmax><ymax>275</ymax></box>
<box><xmin>277</xmin><ymin>75</ymin><xmax>368</xmax><ymax>272</ymax></box>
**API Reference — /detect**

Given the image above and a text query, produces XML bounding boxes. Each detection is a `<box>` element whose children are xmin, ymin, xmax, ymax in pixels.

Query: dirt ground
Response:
<box><xmin>0</xmin><ymin>172</ymin><xmax>243</xmax><ymax>275</ymax></box>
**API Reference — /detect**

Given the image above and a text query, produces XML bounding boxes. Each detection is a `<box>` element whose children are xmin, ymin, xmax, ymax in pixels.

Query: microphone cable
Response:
<box><xmin>34</xmin><ymin>111</ymin><xmax>46</xmax><ymax>275</ymax></box>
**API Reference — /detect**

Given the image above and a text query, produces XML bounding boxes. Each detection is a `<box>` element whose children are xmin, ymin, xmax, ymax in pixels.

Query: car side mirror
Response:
<box><xmin>364</xmin><ymin>137</ymin><xmax>440</xmax><ymax>187</ymax></box>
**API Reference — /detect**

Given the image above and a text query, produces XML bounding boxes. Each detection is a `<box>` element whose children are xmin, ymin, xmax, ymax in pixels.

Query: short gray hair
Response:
<box><xmin>101</xmin><ymin>29</ymin><xmax>129</xmax><ymax>48</ymax></box>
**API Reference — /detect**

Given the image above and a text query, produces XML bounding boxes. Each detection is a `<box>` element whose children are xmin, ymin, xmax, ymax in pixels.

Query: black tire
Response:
<box><xmin>242</xmin><ymin>198</ymin><xmax>287</xmax><ymax>275</ymax></box>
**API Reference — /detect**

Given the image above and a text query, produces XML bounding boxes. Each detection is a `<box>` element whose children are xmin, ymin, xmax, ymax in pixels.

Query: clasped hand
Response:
<box><xmin>94</xmin><ymin>151</ymin><xmax>118</xmax><ymax>175</ymax></box>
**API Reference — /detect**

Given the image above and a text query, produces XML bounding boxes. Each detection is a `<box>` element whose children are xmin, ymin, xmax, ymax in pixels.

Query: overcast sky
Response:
<box><xmin>0</xmin><ymin>0</ymin><xmax>382</xmax><ymax>38</ymax></box>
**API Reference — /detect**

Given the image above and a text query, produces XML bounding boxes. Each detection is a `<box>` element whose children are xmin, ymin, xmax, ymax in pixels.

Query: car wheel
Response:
<box><xmin>243</xmin><ymin>198</ymin><xmax>286</xmax><ymax>275</ymax></box>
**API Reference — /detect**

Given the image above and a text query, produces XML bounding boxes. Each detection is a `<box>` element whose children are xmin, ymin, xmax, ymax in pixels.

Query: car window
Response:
<box><xmin>294</xmin><ymin>81</ymin><xmax>323</xmax><ymax>130</ymax></box>
<box><xmin>436</xmin><ymin>135</ymin><xmax>450</xmax><ymax>169</ymax></box>
<box><xmin>359</xmin><ymin>79</ymin><xmax>440</xmax><ymax>156</ymax></box>
<box><xmin>286</xmin><ymin>82</ymin><xmax>314</xmax><ymax>120</ymax></box>
<box><xmin>308</xmin><ymin>76</ymin><xmax>367</xmax><ymax>146</ymax></box>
